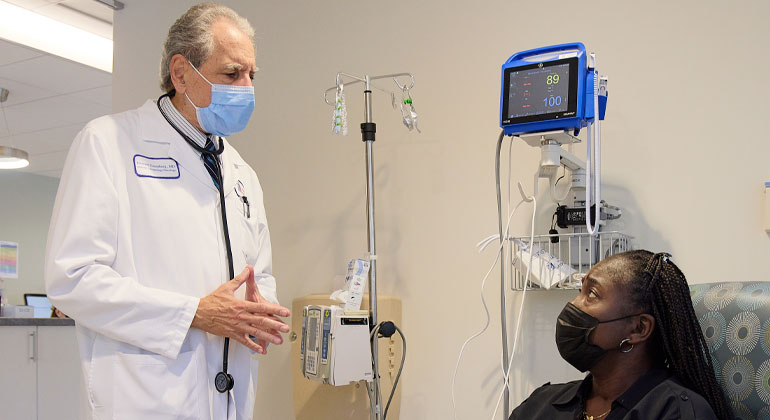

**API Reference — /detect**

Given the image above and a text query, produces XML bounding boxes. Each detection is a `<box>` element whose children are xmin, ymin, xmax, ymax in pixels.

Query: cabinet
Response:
<box><xmin>0</xmin><ymin>323</ymin><xmax>82</xmax><ymax>420</ymax></box>
<box><xmin>0</xmin><ymin>326</ymin><xmax>38</xmax><ymax>419</ymax></box>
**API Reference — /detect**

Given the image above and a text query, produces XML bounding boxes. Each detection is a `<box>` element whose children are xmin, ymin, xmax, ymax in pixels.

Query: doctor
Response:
<box><xmin>45</xmin><ymin>3</ymin><xmax>290</xmax><ymax>419</ymax></box>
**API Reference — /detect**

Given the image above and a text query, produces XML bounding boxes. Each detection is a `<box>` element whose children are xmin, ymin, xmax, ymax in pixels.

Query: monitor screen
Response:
<box><xmin>24</xmin><ymin>294</ymin><xmax>52</xmax><ymax>318</ymax></box>
<box><xmin>501</xmin><ymin>57</ymin><xmax>579</xmax><ymax>126</ymax></box>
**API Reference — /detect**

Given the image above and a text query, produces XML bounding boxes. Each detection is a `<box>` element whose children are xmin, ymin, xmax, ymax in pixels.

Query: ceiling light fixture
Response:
<box><xmin>0</xmin><ymin>0</ymin><xmax>113</xmax><ymax>73</ymax></box>
<box><xmin>0</xmin><ymin>146</ymin><xmax>29</xmax><ymax>169</ymax></box>
<box><xmin>0</xmin><ymin>88</ymin><xmax>29</xmax><ymax>170</ymax></box>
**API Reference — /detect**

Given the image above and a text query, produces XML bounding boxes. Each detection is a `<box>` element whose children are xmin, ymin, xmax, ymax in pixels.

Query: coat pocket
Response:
<box><xmin>112</xmin><ymin>350</ymin><xmax>200</xmax><ymax>420</ymax></box>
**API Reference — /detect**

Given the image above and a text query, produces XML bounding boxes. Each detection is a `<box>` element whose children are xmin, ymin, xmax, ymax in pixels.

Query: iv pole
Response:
<box><xmin>324</xmin><ymin>72</ymin><xmax>415</xmax><ymax>420</ymax></box>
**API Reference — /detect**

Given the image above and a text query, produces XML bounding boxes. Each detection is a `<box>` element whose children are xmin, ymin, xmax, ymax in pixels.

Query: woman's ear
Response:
<box><xmin>629</xmin><ymin>314</ymin><xmax>655</xmax><ymax>344</ymax></box>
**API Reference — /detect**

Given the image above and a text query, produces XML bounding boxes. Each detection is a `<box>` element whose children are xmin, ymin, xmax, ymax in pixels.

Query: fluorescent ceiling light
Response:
<box><xmin>0</xmin><ymin>0</ymin><xmax>112</xmax><ymax>73</ymax></box>
<box><xmin>0</xmin><ymin>146</ymin><xmax>29</xmax><ymax>169</ymax></box>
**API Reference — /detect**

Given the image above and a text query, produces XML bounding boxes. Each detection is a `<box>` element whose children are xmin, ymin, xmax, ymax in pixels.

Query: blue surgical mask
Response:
<box><xmin>184</xmin><ymin>61</ymin><xmax>255</xmax><ymax>137</ymax></box>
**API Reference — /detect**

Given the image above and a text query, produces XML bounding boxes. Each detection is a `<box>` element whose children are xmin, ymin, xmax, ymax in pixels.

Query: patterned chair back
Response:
<box><xmin>691</xmin><ymin>282</ymin><xmax>770</xmax><ymax>420</ymax></box>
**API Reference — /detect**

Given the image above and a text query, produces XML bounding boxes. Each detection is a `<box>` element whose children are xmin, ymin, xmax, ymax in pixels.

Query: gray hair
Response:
<box><xmin>160</xmin><ymin>2</ymin><xmax>255</xmax><ymax>93</ymax></box>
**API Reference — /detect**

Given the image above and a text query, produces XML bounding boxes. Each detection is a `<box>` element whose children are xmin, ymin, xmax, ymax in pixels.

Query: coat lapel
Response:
<box><xmin>137</xmin><ymin>99</ymin><xmax>217</xmax><ymax>190</ymax></box>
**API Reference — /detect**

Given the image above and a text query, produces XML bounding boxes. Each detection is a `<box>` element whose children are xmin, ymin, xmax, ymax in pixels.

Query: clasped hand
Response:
<box><xmin>192</xmin><ymin>265</ymin><xmax>290</xmax><ymax>354</ymax></box>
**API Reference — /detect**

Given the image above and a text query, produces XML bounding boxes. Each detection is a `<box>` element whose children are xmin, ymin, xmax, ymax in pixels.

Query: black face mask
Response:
<box><xmin>555</xmin><ymin>302</ymin><xmax>640</xmax><ymax>372</ymax></box>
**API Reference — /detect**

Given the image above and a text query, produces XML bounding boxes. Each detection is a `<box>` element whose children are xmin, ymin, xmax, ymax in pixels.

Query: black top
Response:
<box><xmin>509</xmin><ymin>368</ymin><xmax>718</xmax><ymax>420</ymax></box>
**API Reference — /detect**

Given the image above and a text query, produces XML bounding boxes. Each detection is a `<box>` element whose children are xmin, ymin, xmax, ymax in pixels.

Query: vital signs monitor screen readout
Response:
<box><xmin>501</xmin><ymin>57</ymin><xmax>579</xmax><ymax>126</ymax></box>
<box><xmin>508</xmin><ymin>63</ymin><xmax>570</xmax><ymax>116</ymax></box>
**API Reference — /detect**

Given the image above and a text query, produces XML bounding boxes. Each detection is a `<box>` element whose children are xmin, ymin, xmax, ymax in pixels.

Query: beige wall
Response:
<box><xmin>0</xmin><ymin>172</ymin><xmax>59</xmax><ymax>306</ymax></box>
<box><xmin>113</xmin><ymin>1</ymin><xmax>770</xmax><ymax>419</ymax></box>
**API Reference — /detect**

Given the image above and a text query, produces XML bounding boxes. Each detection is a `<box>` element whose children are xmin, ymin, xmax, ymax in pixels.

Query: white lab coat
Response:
<box><xmin>45</xmin><ymin>99</ymin><xmax>279</xmax><ymax>420</ymax></box>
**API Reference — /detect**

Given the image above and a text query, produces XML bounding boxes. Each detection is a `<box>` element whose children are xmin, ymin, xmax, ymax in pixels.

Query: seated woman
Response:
<box><xmin>510</xmin><ymin>250</ymin><xmax>730</xmax><ymax>420</ymax></box>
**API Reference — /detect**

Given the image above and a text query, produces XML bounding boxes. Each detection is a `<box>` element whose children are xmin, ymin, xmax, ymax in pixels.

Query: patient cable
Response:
<box><xmin>493</xmin><ymin>129</ymin><xmax>536</xmax><ymax>419</ymax></box>
<box><xmin>369</xmin><ymin>321</ymin><xmax>407</xmax><ymax>420</ymax></box>
<box><xmin>451</xmin><ymin>131</ymin><xmax>537</xmax><ymax>420</ymax></box>
<box><xmin>491</xmin><ymin>195</ymin><xmax>536</xmax><ymax>420</ymax></box>
<box><xmin>585</xmin><ymin>68</ymin><xmax>601</xmax><ymax>235</ymax></box>
<box><xmin>450</xmin><ymin>195</ymin><xmax>531</xmax><ymax>420</ymax></box>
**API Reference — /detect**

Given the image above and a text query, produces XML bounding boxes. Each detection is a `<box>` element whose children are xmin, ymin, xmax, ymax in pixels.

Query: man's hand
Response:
<box><xmin>191</xmin><ymin>266</ymin><xmax>290</xmax><ymax>354</ymax></box>
<box><xmin>245</xmin><ymin>269</ymin><xmax>284</xmax><ymax>354</ymax></box>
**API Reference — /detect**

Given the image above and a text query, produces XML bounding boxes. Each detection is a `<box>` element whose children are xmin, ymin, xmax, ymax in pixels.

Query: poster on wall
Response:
<box><xmin>0</xmin><ymin>241</ymin><xmax>19</xmax><ymax>279</ymax></box>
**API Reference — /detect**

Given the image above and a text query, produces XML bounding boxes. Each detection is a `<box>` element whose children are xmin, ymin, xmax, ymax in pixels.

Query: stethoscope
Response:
<box><xmin>157</xmin><ymin>92</ymin><xmax>236</xmax><ymax>393</ymax></box>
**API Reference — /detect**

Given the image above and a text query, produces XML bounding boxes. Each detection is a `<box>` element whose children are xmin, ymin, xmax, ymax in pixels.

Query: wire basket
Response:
<box><xmin>509</xmin><ymin>231</ymin><xmax>632</xmax><ymax>291</ymax></box>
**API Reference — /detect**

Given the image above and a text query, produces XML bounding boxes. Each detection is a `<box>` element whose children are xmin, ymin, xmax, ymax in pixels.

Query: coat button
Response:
<box><xmin>680</xmin><ymin>392</ymin><xmax>689</xmax><ymax>401</ymax></box>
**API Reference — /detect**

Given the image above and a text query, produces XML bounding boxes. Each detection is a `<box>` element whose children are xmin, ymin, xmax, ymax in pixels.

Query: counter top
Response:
<box><xmin>0</xmin><ymin>318</ymin><xmax>75</xmax><ymax>326</ymax></box>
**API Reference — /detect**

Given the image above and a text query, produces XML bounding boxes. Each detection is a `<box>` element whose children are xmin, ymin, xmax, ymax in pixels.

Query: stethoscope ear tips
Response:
<box><xmin>215</xmin><ymin>371</ymin><xmax>234</xmax><ymax>393</ymax></box>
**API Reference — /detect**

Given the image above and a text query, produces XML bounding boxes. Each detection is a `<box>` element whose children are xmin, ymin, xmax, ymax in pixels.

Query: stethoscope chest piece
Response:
<box><xmin>215</xmin><ymin>371</ymin><xmax>234</xmax><ymax>393</ymax></box>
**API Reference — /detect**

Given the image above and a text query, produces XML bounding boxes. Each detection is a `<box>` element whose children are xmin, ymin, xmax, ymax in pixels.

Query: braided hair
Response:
<box><xmin>606</xmin><ymin>250</ymin><xmax>731</xmax><ymax>420</ymax></box>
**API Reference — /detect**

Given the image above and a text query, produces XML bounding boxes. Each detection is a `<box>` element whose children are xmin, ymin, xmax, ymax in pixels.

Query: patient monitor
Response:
<box><xmin>500</xmin><ymin>42</ymin><xmax>606</xmax><ymax>136</ymax></box>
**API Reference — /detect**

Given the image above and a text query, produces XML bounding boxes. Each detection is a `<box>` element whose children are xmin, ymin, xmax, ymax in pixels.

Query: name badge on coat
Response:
<box><xmin>133</xmin><ymin>155</ymin><xmax>180</xmax><ymax>179</ymax></box>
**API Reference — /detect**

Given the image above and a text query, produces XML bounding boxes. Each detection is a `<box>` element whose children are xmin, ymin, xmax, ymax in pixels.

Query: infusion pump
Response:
<box><xmin>301</xmin><ymin>305</ymin><xmax>373</xmax><ymax>386</ymax></box>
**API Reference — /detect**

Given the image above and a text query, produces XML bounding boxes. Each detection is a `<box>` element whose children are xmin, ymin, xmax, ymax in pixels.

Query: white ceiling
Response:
<box><xmin>0</xmin><ymin>0</ymin><xmax>113</xmax><ymax>178</ymax></box>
